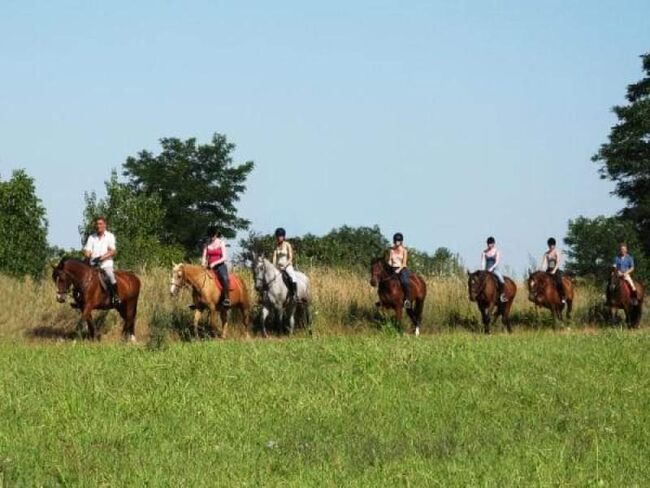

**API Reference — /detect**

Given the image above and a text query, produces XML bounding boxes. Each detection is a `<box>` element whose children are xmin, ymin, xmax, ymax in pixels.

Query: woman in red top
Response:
<box><xmin>201</xmin><ymin>227</ymin><xmax>230</xmax><ymax>307</ymax></box>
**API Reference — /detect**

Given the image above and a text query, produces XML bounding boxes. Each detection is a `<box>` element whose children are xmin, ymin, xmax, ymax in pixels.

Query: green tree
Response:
<box><xmin>564</xmin><ymin>215</ymin><xmax>648</xmax><ymax>282</ymax></box>
<box><xmin>592</xmin><ymin>53</ymin><xmax>650</xmax><ymax>255</ymax></box>
<box><xmin>123</xmin><ymin>133</ymin><xmax>254</xmax><ymax>256</ymax></box>
<box><xmin>0</xmin><ymin>169</ymin><xmax>49</xmax><ymax>278</ymax></box>
<box><xmin>80</xmin><ymin>171</ymin><xmax>184</xmax><ymax>269</ymax></box>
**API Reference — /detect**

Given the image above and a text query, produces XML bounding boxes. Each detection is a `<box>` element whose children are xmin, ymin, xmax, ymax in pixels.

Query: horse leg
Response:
<box><xmin>82</xmin><ymin>306</ymin><xmax>97</xmax><ymax>341</ymax></box>
<box><xmin>395</xmin><ymin>306</ymin><xmax>404</xmax><ymax>333</ymax></box>
<box><xmin>480</xmin><ymin>305</ymin><xmax>491</xmax><ymax>334</ymax></box>
<box><xmin>261</xmin><ymin>306</ymin><xmax>270</xmax><ymax>338</ymax></box>
<box><xmin>502</xmin><ymin>302</ymin><xmax>513</xmax><ymax>333</ymax></box>
<box><xmin>241</xmin><ymin>305</ymin><xmax>251</xmax><ymax>339</ymax></box>
<box><xmin>304</xmin><ymin>303</ymin><xmax>313</xmax><ymax>336</ymax></box>
<box><xmin>192</xmin><ymin>309</ymin><xmax>202</xmax><ymax>338</ymax></box>
<box><xmin>566</xmin><ymin>299</ymin><xmax>573</xmax><ymax>321</ymax></box>
<box><xmin>220</xmin><ymin>308</ymin><xmax>228</xmax><ymax>339</ymax></box>
<box><xmin>117</xmin><ymin>300</ymin><xmax>137</xmax><ymax>342</ymax></box>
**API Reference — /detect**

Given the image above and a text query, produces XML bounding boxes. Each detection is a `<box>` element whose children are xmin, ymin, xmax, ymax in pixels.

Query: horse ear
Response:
<box><xmin>50</xmin><ymin>263</ymin><xmax>57</xmax><ymax>270</ymax></box>
<box><xmin>466</xmin><ymin>270</ymin><xmax>471</xmax><ymax>276</ymax></box>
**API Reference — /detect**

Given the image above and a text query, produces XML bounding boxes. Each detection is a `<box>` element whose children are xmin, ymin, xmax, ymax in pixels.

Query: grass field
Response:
<box><xmin>1</xmin><ymin>268</ymin><xmax>648</xmax><ymax>485</ymax></box>
<box><xmin>1</xmin><ymin>332</ymin><xmax>649</xmax><ymax>485</ymax></box>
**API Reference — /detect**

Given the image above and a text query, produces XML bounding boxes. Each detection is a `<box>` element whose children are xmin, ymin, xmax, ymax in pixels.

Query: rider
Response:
<box><xmin>481</xmin><ymin>236</ymin><xmax>507</xmax><ymax>303</ymax></box>
<box><xmin>272</xmin><ymin>228</ymin><xmax>298</xmax><ymax>302</ymax></box>
<box><xmin>386</xmin><ymin>232</ymin><xmax>412</xmax><ymax>309</ymax></box>
<box><xmin>201</xmin><ymin>226</ymin><xmax>230</xmax><ymax>307</ymax></box>
<box><xmin>540</xmin><ymin>237</ymin><xmax>566</xmax><ymax>303</ymax></box>
<box><xmin>84</xmin><ymin>216</ymin><xmax>120</xmax><ymax>306</ymax></box>
<box><xmin>614</xmin><ymin>242</ymin><xmax>639</xmax><ymax>305</ymax></box>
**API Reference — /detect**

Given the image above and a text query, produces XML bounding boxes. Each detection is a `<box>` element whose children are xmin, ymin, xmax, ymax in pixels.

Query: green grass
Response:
<box><xmin>1</xmin><ymin>332</ymin><xmax>649</xmax><ymax>486</ymax></box>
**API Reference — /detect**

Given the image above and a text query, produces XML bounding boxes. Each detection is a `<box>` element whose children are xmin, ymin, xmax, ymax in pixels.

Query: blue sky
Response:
<box><xmin>1</xmin><ymin>0</ymin><xmax>649</xmax><ymax>274</ymax></box>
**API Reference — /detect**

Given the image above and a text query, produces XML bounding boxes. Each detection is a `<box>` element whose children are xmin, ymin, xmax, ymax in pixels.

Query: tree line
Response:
<box><xmin>1</xmin><ymin>53</ymin><xmax>649</xmax><ymax>282</ymax></box>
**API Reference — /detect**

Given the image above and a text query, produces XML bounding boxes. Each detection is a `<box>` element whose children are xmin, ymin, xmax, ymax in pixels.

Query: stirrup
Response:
<box><xmin>499</xmin><ymin>293</ymin><xmax>508</xmax><ymax>303</ymax></box>
<box><xmin>222</xmin><ymin>298</ymin><xmax>231</xmax><ymax>308</ymax></box>
<box><xmin>404</xmin><ymin>299</ymin><xmax>412</xmax><ymax>310</ymax></box>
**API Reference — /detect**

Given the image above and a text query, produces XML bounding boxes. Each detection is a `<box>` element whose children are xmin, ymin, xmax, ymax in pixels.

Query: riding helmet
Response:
<box><xmin>547</xmin><ymin>237</ymin><xmax>556</xmax><ymax>246</ymax></box>
<box><xmin>393</xmin><ymin>232</ymin><xmax>404</xmax><ymax>243</ymax></box>
<box><xmin>487</xmin><ymin>236</ymin><xmax>496</xmax><ymax>245</ymax></box>
<box><xmin>275</xmin><ymin>227</ymin><xmax>286</xmax><ymax>238</ymax></box>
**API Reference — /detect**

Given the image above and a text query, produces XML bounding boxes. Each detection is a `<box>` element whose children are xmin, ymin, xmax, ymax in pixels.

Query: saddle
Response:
<box><xmin>207</xmin><ymin>269</ymin><xmax>237</xmax><ymax>291</ymax></box>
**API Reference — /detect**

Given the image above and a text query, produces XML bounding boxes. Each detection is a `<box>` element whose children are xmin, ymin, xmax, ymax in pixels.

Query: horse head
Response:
<box><xmin>528</xmin><ymin>271</ymin><xmax>541</xmax><ymax>301</ymax></box>
<box><xmin>369</xmin><ymin>257</ymin><xmax>388</xmax><ymax>287</ymax></box>
<box><xmin>467</xmin><ymin>270</ymin><xmax>487</xmax><ymax>302</ymax></box>
<box><xmin>51</xmin><ymin>257</ymin><xmax>88</xmax><ymax>303</ymax></box>
<box><xmin>169</xmin><ymin>262</ymin><xmax>185</xmax><ymax>296</ymax></box>
<box><xmin>252</xmin><ymin>255</ymin><xmax>268</xmax><ymax>293</ymax></box>
<box><xmin>608</xmin><ymin>265</ymin><xmax>620</xmax><ymax>293</ymax></box>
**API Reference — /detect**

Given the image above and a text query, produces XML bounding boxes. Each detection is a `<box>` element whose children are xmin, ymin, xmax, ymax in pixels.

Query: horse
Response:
<box><xmin>527</xmin><ymin>271</ymin><xmax>574</xmax><ymax>325</ymax></box>
<box><xmin>252</xmin><ymin>255</ymin><xmax>311</xmax><ymax>337</ymax></box>
<box><xmin>606</xmin><ymin>266</ymin><xmax>645</xmax><ymax>328</ymax></box>
<box><xmin>369</xmin><ymin>258</ymin><xmax>427</xmax><ymax>335</ymax></box>
<box><xmin>170</xmin><ymin>263</ymin><xmax>251</xmax><ymax>339</ymax></box>
<box><xmin>51</xmin><ymin>257</ymin><xmax>141</xmax><ymax>341</ymax></box>
<box><xmin>467</xmin><ymin>270</ymin><xmax>517</xmax><ymax>333</ymax></box>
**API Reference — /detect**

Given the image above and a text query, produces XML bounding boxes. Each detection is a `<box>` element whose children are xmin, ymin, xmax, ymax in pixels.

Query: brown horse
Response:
<box><xmin>170</xmin><ymin>263</ymin><xmax>251</xmax><ymax>338</ymax></box>
<box><xmin>607</xmin><ymin>266</ymin><xmax>645</xmax><ymax>328</ymax></box>
<box><xmin>370</xmin><ymin>258</ymin><xmax>427</xmax><ymax>335</ymax></box>
<box><xmin>467</xmin><ymin>270</ymin><xmax>517</xmax><ymax>333</ymax></box>
<box><xmin>51</xmin><ymin>257</ymin><xmax>141</xmax><ymax>341</ymax></box>
<box><xmin>527</xmin><ymin>271</ymin><xmax>574</xmax><ymax>325</ymax></box>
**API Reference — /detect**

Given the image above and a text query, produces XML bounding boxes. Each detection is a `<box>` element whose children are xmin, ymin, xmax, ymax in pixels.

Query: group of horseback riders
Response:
<box><xmin>84</xmin><ymin>216</ymin><xmax>641</xmax><ymax>310</ymax></box>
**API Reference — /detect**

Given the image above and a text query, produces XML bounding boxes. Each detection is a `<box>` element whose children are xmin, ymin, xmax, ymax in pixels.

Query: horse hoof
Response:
<box><xmin>415</xmin><ymin>327</ymin><xmax>420</xmax><ymax>337</ymax></box>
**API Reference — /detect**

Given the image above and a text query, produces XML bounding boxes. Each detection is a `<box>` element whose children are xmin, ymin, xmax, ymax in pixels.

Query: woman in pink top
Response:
<box><xmin>201</xmin><ymin>226</ymin><xmax>230</xmax><ymax>307</ymax></box>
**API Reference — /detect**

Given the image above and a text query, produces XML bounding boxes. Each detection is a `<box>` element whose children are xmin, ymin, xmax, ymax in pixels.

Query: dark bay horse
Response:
<box><xmin>370</xmin><ymin>258</ymin><xmax>427</xmax><ymax>335</ymax></box>
<box><xmin>527</xmin><ymin>271</ymin><xmax>574</xmax><ymax>325</ymax></box>
<box><xmin>607</xmin><ymin>266</ymin><xmax>645</xmax><ymax>328</ymax></box>
<box><xmin>52</xmin><ymin>258</ymin><xmax>141</xmax><ymax>340</ymax></box>
<box><xmin>467</xmin><ymin>270</ymin><xmax>517</xmax><ymax>333</ymax></box>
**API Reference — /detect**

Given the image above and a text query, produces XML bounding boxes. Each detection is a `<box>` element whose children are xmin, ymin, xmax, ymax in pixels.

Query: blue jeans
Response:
<box><xmin>211</xmin><ymin>263</ymin><xmax>230</xmax><ymax>299</ymax></box>
<box><xmin>394</xmin><ymin>267</ymin><xmax>411</xmax><ymax>300</ymax></box>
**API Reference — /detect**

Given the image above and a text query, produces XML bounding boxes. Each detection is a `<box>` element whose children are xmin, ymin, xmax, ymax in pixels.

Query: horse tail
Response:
<box><xmin>631</xmin><ymin>302</ymin><xmax>642</xmax><ymax>327</ymax></box>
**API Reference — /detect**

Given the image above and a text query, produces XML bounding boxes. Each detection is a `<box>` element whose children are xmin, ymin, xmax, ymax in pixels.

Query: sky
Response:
<box><xmin>1</xmin><ymin>0</ymin><xmax>649</xmax><ymax>275</ymax></box>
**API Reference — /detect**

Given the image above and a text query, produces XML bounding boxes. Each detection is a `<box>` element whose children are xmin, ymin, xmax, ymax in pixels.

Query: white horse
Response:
<box><xmin>252</xmin><ymin>255</ymin><xmax>311</xmax><ymax>336</ymax></box>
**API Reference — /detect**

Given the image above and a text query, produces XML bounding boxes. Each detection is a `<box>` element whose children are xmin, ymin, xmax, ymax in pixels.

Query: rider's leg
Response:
<box><xmin>554</xmin><ymin>270</ymin><xmax>566</xmax><ymax>301</ymax></box>
<box><xmin>399</xmin><ymin>268</ymin><xmax>412</xmax><ymax>307</ymax></box>
<box><xmin>103</xmin><ymin>266</ymin><xmax>121</xmax><ymax>305</ymax></box>
<box><xmin>285</xmin><ymin>265</ymin><xmax>298</xmax><ymax>300</ymax></box>
<box><xmin>492</xmin><ymin>269</ymin><xmax>507</xmax><ymax>302</ymax></box>
<box><xmin>214</xmin><ymin>263</ymin><xmax>230</xmax><ymax>305</ymax></box>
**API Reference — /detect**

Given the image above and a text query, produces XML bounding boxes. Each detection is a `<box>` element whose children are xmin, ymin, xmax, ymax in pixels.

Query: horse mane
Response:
<box><xmin>57</xmin><ymin>256</ymin><xmax>87</xmax><ymax>269</ymax></box>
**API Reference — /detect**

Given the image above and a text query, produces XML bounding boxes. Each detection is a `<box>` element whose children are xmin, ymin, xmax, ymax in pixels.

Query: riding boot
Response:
<box><xmin>109</xmin><ymin>282</ymin><xmax>121</xmax><ymax>307</ymax></box>
<box><xmin>631</xmin><ymin>288</ymin><xmax>639</xmax><ymax>306</ymax></box>
<box><xmin>290</xmin><ymin>281</ymin><xmax>298</xmax><ymax>303</ymax></box>
<box><xmin>222</xmin><ymin>290</ymin><xmax>231</xmax><ymax>308</ymax></box>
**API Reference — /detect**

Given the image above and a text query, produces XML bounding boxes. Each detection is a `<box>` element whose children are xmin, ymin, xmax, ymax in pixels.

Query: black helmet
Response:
<box><xmin>486</xmin><ymin>236</ymin><xmax>496</xmax><ymax>245</ymax></box>
<box><xmin>393</xmin><ymin>232</ymin><xmax>404</xmax><ymax>243</ymax></box>
<box><xmin>275</xmin><ymin>227</ymin><xmax>286</xmax><ymax>238</ymax></box>
<box><xmin>547</xmin><ymin>237</ymin><xmax>557</xmax><ymax>246</ymax></box>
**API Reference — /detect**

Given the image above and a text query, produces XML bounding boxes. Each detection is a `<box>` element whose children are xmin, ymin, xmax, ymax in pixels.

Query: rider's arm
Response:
<box><xmin>480</xmin><ymin>252</ymin><xmax>486</xmax><ymax>270</ymax></box>
<box><xmin>286</xmin><ymin>242</ymin><xmax>293</xmax><ymax>266</ymax></box>
<box><xmin>489</xmin><ymin>251</ymin><xmax>500</xmax><ymax>272</ymax></box>
<box><xmin>83</xmin><ymin>236</ymin><xmax>93</xmax><ymax>259</ymax></box>
<box><xmin>552</xmin><ymin>251</ymin><xmax>561</xmax><ymax>274</ymax></box>
<box><xmin>402</xmin><ymin>248</ymin><xmax>408</xmax><ymax>268</ymax></box>
<box><xmin>100</xmin><ymin>234</ymin><xmax>116</xmax><ymax>261</ymax></box>
<box><xmin>272</xmin><ymin>248</ymin><xmax>278</xmax><ymax>266</ymax></box>
<box><xmin>201</xmin><ymin>246</ymin><xmax>208</xmax><ymax>267</ymax></box>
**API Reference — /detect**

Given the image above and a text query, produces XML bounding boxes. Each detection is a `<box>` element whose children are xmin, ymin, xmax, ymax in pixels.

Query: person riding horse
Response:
<box><xmin>201</xmin><ymin>226</ymin><xmax>230</xmax><ymax>307</ymax></box>
<box><xmin>614</xmin><ymin>242</ymin><xmax>639</xmax><ymax>306</ymax></box>
<box><xmin>272</xmin><ymin>228</ymin><xmax>298</xmax><ymax>302</ymax></box>
<box><xmin>386</xmin><ymin>232</ymin><xmax>412</xmax><ymax>309</ymax></box>
<box><xmin>540</xmin><ymin>237</ymin><xmax>566</xmax><ymax>303</ymax></box>
<box><xmin>83</xmin><ymin>216</ymin><xmax>120</xmax><ymax>306</ymax></box>
<box><xmin>481</xmin><ymin>236</ymin><xmax>507</xmax><ymax>303</ymax></box>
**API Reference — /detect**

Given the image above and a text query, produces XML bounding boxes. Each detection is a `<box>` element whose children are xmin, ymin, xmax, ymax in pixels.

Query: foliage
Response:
<box><xmin>0</xmin><ymin>169</ymin><xmax>49</xmax><ymax>278</ymax></box>
<box><xmin>123</xmin><ymin>133</ymin><xmax>254</xmax><ymax>256</ymax></box>
<box><xmin>592</xmin><ymin>53</ymin><xmax>650</xmax><ymax>256</ymax></box>
<box><xmin>80</xmin><ymin>171</ymin><xmax>184</xmax><ymax>269</ymax></box>
<box><xmin>240</xmin><ymin>225</ymin><xmax>464</xmax><ymax>276</ymax></box>
<box><xmin>564</xmin><ymin>215</ymin><xmax>648</xmax><ymax>282</ymax></box>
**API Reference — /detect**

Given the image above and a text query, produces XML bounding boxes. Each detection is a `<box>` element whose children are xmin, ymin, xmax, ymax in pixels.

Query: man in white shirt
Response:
<box><xmin>84</xmin><ymin>216</ymin><xmax>120</xmax><ymax>306</ymax></box>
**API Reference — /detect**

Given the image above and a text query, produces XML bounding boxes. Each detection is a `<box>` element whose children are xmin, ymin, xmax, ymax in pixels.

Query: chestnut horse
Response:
<box><xmin>467</xmin><ymin>271</ymin><xmax>517</xmax><ymax>333</ymax></box>
<box><xmin>170</xmin><ymin>263</ymin><xmax>251</xmax><ymax>338</ymax></box>
<box><xmin>527</xmin><ymin>271</ymin><xmax>574</xmax><ymax>325</ymax></box>
<box><xmin>370</xmin><ymin>258</ymin><xmax>427</xmax><ymax>335</ymax></box>
<box><xmin>607</xmin><ymin>266</ymin><xmax>645</xmax><ymax>328</ymax></box>
<box><xmin>51</xmin><ymin>257</ymin><xmax>141</xmax><ymax>341</ymax></box>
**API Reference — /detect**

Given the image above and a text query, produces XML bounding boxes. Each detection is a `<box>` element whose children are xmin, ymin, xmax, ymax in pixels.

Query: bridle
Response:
<box><xmin>170</xmin><ymin>265</ymin><xmax>210</xmax><ymax>295</ymax></box>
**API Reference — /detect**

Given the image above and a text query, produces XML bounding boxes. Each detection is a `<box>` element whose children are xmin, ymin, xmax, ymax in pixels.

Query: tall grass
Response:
<box><xmin>0</xmin><ymin>267</ymin><xmax>643</xmax><ymax>342</ymax></box>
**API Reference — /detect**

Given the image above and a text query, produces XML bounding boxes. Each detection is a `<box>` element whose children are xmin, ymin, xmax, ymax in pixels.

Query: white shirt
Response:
<box><xmin>84</xmin><ymin>231</ymin><xmax>116</xmax><ymax>269</ymax></box>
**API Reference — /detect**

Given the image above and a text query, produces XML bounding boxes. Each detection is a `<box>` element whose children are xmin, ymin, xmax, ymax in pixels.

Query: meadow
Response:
<box><xmin>1</xmin><ymin>268</ymin><xmax>649</xmax><ymax>485</ymax></box>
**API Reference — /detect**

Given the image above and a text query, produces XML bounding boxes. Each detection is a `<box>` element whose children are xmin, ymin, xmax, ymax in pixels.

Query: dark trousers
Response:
<box><xmin>394</xmin><ymin>267</ymin><xmax>411</xmax><ymax>300</ymax></box>
<box><xmin>547</xmin><ymin>268</ymin><xmax>565</xmax><ymax>297</ymax></box>
<box><xmin>212</xmin><ymin>263</ymin><xmax>230</xmax><ymax>299</ymax></box>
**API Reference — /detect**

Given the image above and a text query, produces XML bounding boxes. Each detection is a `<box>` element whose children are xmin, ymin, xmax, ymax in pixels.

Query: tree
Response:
<box><xmin>564</xmin><ymin>215</ymin><xmax>648</xmax><ymax>282</ymax></box>
<box><xmin>80</xmin><ymin>171</ymin><xmax>184</xmax><ymax>269</ymax></box>
<box><xmin>592</xmin><ymin>53</ymin><xmax>650</xmax><ymax>255</ymax></box>
<box><xmin>122</xmin><ymin>133</ymin><xmax>254</xmax><ymax>256</ymax></box>
<box><xmin>0</xmin><ymin>169</ymin><xmax>49</xmax><ymax>278</ymax></box>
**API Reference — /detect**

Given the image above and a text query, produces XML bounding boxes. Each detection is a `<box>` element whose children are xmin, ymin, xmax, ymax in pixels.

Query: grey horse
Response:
<box><xmin>252</xmin><ymin>254</ymin><xmax>312</xmax><ymax>336</ymax></box>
